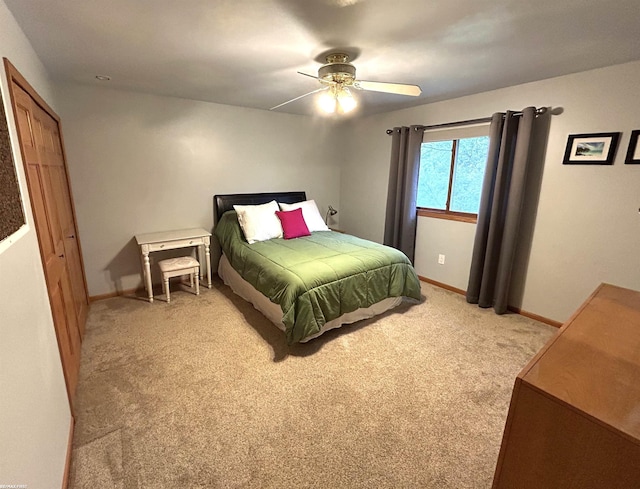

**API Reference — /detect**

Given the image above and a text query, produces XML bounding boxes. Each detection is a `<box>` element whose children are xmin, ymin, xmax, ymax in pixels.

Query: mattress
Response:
<box><xmin>218</xmin><ymin>254</ymin><xmax>403</xmax><ymax>342</ymax></box>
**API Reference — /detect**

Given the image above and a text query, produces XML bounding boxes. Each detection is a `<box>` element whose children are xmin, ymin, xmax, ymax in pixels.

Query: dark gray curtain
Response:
<box><xmin>383</xmin><ymin>125</ymin><xmax>423</xmax><ymax>263</ymax></box>
<box><xmin>466</xmin><ymin>107</ymin><xmax>537</xmax><ymax>313</ymax></box>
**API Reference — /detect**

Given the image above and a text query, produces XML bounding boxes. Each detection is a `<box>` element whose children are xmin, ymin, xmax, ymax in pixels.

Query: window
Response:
<box><xmin>416</xmin><ymin>125</ymin><xmax>490</xmax><ymax>222</ymax></box>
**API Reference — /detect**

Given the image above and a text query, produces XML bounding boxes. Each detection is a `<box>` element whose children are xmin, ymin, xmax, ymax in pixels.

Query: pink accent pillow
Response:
<box><xmin>275</xmin><ymin>208</ymin><xmax>311</xmax><ymax>239</ymax></box>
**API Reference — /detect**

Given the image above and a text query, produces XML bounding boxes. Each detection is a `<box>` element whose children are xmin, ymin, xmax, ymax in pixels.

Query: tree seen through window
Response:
<box><xmin>417</xmin><ymin>136</ymin><xmax>489</xmax><ymax>215</ymax></box>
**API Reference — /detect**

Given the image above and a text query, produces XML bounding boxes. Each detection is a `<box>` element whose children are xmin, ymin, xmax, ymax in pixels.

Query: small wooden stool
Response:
<box><xmin>158</xmin><ymin>256</ymin><xmax>200</xmax><ymax>303</ymax></box>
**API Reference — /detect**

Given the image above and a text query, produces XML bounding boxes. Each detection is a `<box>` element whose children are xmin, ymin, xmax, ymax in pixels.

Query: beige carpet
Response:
<box><xmin>68</xmin><ymin>279</ymin><xmax>555</xmax><ymax>488</ymax></box>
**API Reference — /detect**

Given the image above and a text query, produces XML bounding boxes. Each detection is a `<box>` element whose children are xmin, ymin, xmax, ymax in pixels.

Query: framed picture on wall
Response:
<box><xmin>625</xmin><ymin>130</ymin><xmax>640</xmax><ymax>164</ymax></box>
<box><xmin>562</xmin><ymin>132</ymin><xmax>620</xmax><ymax>165</ymax></box>
<box><xmin>0</xmin><ymin>76</ymin><xmax>27</xmax><ymax>252</ymax></box>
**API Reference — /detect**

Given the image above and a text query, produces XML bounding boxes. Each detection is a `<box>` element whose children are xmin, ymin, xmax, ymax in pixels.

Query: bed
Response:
<box><xmin>213</xmin><ymin>192</ymin><xmax>422</xmax><ymax>344</ymax></box>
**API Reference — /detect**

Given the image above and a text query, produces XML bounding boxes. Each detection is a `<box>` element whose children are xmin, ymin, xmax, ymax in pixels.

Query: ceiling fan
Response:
<box><xmin>270</xmin><ymin>53</ymin><xmax>422</xmax><ymax>114</ymax></box>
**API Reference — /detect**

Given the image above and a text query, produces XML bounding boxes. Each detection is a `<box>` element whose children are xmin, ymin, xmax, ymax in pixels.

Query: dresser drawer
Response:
<box><xmin>146</xmin><ymin>237</ymin><xmax>204</xmax><ymax>252</ymax></box>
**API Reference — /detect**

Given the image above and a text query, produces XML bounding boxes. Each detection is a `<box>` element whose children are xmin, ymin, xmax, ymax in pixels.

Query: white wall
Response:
<box><xmin>341</xmin><ymin>61</ymin><xmax>640</xmax><ymax>323</ymax></box>
<box><xmin>415</xmin><ymin>219</ymin><xmax>476</xmax><ymax>291</ymax></box>
<box><xmin>52</xmin><ymin>61</ymin><xmax>640</xmax><ymax>321</ymax></box>
<box><xmin>0</xmin><ymin>1</ymin><xmax>72</xmax><ymax>487</ymax></box>
<box><xmin>55</xmin><ymin>84</ymin><xmax>343</xmax><ymax>297</ymax></box>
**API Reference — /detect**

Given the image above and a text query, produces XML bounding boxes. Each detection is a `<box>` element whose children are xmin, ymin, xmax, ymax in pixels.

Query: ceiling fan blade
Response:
<box><xmin>297</xmin><ymin>72</ymin><xmax>336</xmax><ymax>85</ymax></box>
<box><xmin>298</xmin><ymin>71</ymin><xmax>322</xmax><ymax>81</ymax></box>
<box><xmin>353</xmin><ymin>80</ymin><xmax>422</xmax><ymax>96</ymax></box>
<box><xmin>269</xmin><ymin>87</ymin><xmax>328</xmax><ymax>111</ymax></box>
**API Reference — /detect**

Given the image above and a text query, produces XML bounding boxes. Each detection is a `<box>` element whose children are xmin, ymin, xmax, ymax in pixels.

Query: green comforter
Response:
<box><xmin>215</xmin><ymin>211</ymin><xmax>422</xmax><ymax>344</ymax></box>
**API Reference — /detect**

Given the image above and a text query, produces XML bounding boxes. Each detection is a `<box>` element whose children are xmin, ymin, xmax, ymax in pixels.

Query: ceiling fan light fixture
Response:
<box><xmin>318</xmin><ymin>86</ymin><xmax>356</xmax><ymax>115</ymax></box>
<box><xmin>318</xmin><ymin>90</ymin><xmax>337</xmax><ymax>113</ymax></box>
<box><xmin>337</xmin><ymin>87</ymin><xmax>357</xmax><ymax>113</ymax></box>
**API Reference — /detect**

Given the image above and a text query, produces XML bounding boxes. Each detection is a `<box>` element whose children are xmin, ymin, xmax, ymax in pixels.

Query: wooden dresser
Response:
<box><xmin>492</xmin><ymin>283</ymin><xmax>640</xmax><ymax>489</ymax></box>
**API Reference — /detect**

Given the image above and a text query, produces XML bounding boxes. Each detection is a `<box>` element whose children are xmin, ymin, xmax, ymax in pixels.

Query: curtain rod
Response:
<box><xmin>385</xmin><ymin>106</ymin><xmax>547</xmax><ymax>134</ymax></box>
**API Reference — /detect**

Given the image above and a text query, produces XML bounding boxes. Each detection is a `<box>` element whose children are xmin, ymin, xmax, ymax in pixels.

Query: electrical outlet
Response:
<box><xmin>438</xmin><ymin>254</ymin><xmax>445</xmax><ymax>265</ymax></box>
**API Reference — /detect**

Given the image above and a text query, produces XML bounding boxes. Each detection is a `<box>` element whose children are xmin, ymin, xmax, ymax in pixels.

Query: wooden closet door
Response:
<box><xmin>37</xmin><ymin>103</ymin><xmax>88</xmax><ymax>331</ymax></box>
<box><xmin>11</xmin><ymin>81</ymin><xmax>86</xmax><ymax>404</ymax></box>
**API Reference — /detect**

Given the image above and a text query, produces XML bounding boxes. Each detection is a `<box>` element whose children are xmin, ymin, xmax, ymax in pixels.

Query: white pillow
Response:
<box><xmin>278</xmin><ymin>199</ymin><xmax>329</xmax><ymax>232</ymax></box>
<box><xmin>233</xmin><ymin>200</ymin><xmax>282</xmax><ymax>244</ymax></box>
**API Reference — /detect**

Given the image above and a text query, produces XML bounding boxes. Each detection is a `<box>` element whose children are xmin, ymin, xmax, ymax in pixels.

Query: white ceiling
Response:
<box><xmin>5</xmin><ymin>0</ymin><xmax>640</xmax><ymax>117</ymax></box>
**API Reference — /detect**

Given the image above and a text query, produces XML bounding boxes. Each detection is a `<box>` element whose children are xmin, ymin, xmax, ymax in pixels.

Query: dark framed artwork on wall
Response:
<box><xmin>562</xmin><ymin>132</ymin><xmax>620</xmax><ymax>165</ymax></box>
<box><xmin>625</xmin><ymin>130</ymin><xmax>640</xmax><ymax>164</ymax></box>
<box><xmin>0</xmin><ymin>81</ymin><xmax>27</xmax><ymax>248</ymax></box>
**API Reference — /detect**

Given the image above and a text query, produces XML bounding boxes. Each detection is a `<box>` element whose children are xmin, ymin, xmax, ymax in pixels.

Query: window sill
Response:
<box><xmin>417</xmin><ymin>209</ymin><xmax>477</xmax><ymax>224</ymax></box>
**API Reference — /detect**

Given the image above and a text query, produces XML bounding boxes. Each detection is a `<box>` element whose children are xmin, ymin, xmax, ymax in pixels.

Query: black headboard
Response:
<box><xmin>214</xmin><ymin>191</ymin><xmax>307</xmax><ymax>223</ymax></box>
